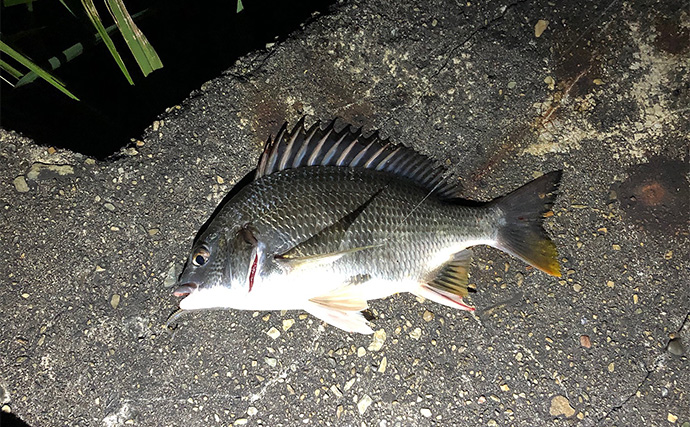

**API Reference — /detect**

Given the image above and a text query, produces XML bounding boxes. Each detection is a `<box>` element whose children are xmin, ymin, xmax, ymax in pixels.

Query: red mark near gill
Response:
<box><xmin>249</xmin><ymin>254</ymin><xmax>258</xmax><ymax>292</ymax></box>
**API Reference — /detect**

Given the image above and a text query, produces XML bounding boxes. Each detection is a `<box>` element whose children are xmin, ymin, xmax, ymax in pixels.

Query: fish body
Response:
<box><xmin>174</xmin><ymin>119</ymin><xmax>562</xmax><ymax>333</ymax></box>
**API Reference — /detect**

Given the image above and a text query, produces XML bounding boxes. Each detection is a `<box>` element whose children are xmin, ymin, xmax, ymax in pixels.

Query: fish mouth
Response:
<box><xmin>173</xmin><ymin>283</ymin><xmax>198</xmax><ymax>297</ymax></box>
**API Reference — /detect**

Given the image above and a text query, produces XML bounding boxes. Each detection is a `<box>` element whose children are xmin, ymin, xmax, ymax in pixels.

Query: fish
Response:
<box><xmin>172</xmin><ymin>118</ymin><xmax>562</xmax><ymax>334</ymax></box>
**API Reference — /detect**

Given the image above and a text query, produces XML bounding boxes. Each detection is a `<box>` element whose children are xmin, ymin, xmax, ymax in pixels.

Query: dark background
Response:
<box><xmin>1</xmin><ymin>0</ymin><xmax>335</xmax><ymax>159</ymax></box>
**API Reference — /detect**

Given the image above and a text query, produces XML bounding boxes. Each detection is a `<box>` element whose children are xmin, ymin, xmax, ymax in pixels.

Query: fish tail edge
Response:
<box><xmin>491</xmin><ymin>170</ymin><xmax>563</xmax><ymax>277</ymax></box>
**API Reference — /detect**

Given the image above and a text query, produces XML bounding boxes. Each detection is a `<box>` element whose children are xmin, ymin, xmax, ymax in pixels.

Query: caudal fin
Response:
<box><xmin>491</xmin><ymin>171</ymin><xmax>562</xmax><ymax>277</ymax></box>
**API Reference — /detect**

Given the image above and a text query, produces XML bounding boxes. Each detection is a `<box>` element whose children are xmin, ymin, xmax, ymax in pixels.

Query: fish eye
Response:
<box><xmin>192</xmin><ymin>247</ymin><xmax>210</xmax><ymax>266</ymax></box>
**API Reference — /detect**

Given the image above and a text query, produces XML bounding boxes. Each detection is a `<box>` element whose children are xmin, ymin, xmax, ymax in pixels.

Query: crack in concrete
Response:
<box><xmin>595</xmin><ymin>353</ymin><xmax>666</xmax><ymax>423</ymax></box>
<box><xmin>430</xmin><ymin>0</ymin><xmax>529</xmax><ymax>80</ymax></box>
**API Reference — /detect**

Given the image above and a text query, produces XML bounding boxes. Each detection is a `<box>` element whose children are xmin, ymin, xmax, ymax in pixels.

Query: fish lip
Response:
<box><xmin>173</xmin><ymin>283</ymin><xmax>198</xmax><ymax>297</ymax></box>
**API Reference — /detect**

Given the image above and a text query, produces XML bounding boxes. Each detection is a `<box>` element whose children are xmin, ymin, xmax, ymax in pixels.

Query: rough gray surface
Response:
<box><xmin>1</xmin><ymin>0</ymin><xmax>688</xmax><ymax>426</ymax></box>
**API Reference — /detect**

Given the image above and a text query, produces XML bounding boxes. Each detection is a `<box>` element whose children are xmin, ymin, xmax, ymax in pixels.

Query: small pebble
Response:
<box><xmin>535</xmin><ymin>19</ymin><xmax>549</xmax><ymax>37</ymax></box>
<box><xmin>163</xmin><ymin>264</ymin><xmax>177</xmax><ymax>288</ymax></box>
<box><xmin>667</xmin><ymin>338</ymin><xmax>684</xmax><ymax>356</ymax></box>
<box><xmin>378</xmin><ymin>357</ymin><xmax>388</xmax><ymax>373</ymax></box>
<box><xmin>357</xmin><ymin>347</ymin><xmax>366</xmax><ymax>357</ymax></box>
<box><xmin>668</xmin><ymin>413</ymin><xmax>678</xmax><ymax>423</ymax></box>
<box><xmin>420</xmin><ymin>408</ymin><xmax>432</xmax><ymax>418</ymax></box>
<box><xmin>423</xmin><ymin>310</ymin><xmax>434</xmax><ymax>322</ymax></box>
<box><xmin>282</xmin><ymin>319</ymin><xmax>295</xmax><ymax>331</ymax></box>
<box><xmin>247</xmin><ymin>407</ymin><xmax>257</xmax><ymax>416</ymax></box>
<box><xmin>2</xmin><ymin>405</ymin><xmax>11</xmax><ymax>413</ymax></box>
<box><xmin>264</xmin><ymin>357</ymin><xmax>277</xmax><ymax>367</ymax></box>
<box><xmin>608</xmin><ymin>362</ymin><xmax>615</xmax><ymax>372</ymax></box>
<box><xmin>266</xmin><ymin>327</ymin><xmax>280</xmax><ymax>339</ymax></box>
<box><xmin>368</xmin><ymin>329</ymin><xmax>386</xmax><ymax>351</ymax></box>
<box><xmin>110</xmin><ymin>294</ymin><xmax>120</xmax><ymax>309</ymax></box>
<box><xmin>580</xmin><ymin>335</ymin><xmax>591</xmax><ymax>348</ymax></box>
<box><xmin>330</xmin><ymin>385</ymin><xmax>343</xmax><ymax>398</ymax></box>
<box><xmin>409</xmin><ymin>327</ymin><xmax>422</xmax><ymax>340</ymax></box>
<box><xmin>13</xmin><ymin>176</ymin><xmax>29</xmax><ymax>193</ymax></box>
<box><xmin>357</xmin><ymin>395</ymin><xmax>373</xmax><ymax>414</ymax></box>
<box><xmin>549</xmin><ymin>395</ymin><xmax>575</xmax><ymax>418</ymax></box>
<box><xmin>104</xmin><ymin>203</ymin><xmax>116</xmax><ymax>211</ymax></box>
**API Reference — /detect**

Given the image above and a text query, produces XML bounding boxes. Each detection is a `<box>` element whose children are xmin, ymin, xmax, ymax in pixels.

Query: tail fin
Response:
<box><xmin>491</xmin><ymin>171</ymin><xmax>562</xmax><ymax>277</ymax></box>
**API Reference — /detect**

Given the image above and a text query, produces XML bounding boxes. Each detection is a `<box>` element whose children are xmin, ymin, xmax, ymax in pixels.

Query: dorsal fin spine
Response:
<box><xmin>265</xmin><ymin>125</ymin><xmax>287</xmax><ymax>175</ymax></box>
<box><xmin>375</xmin><ymin>147</ymin><xmax>400</xmax><ymax>171</ymax></box>
<box><xmin>350</xmin><ymin>141</ymin><xmax>375</xmax><ymax>167</ymax></box>
<box><xmin>307</xmin><ymin>127</ymin><xmax>333</xmax><ymax>166</ymax></box>
<box><xmin>336</xmin><ymin>139</ymin><xmax>359</xmax><ymax>166</ymax></box>
<box><xmin>363</xmin><ymin>144</ymin><xmax>388</xmax><ymax>169</ymax></box>
<box><xmin>279</xmin><ymin>126</ymin><xmax>302</xmax><ymax>170</ymax></box>
<box><xmin>293</xmin><ymin>124</ymin><xmax>319</xmax><ymax>168</ymax></box>
<box><xmin>255</xmin><ymin>119</ymin><xmax>461</xmax><ymax>199</ymax></box>
<box><xmin>321</xmin><ymin>133</ymin><xmax>348</xmax><ymax>165</ymax></box>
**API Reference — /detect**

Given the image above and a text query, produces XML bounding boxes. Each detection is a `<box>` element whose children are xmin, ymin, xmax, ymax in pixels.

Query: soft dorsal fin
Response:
<box><xmin>256</xmin><ymin>118</ymin><xmax>459</xmax><ymax>198</ymax></box>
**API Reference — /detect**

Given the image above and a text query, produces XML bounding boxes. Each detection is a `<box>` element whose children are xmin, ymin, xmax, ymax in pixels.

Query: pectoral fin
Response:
<box><xmin>275</xmin><ymin>245</ymin><xmax>381</xmax><ymax>270</ymax></box>
<box><xmin>308</xmin><ymin>274</ymin><xmax>371</xmax><ymax>311</ymax></box>
<box><xmin>305</xmin><ymin>303</ymin><xmax>373</xmax><ymax>334</ymax></box>
<box><xmin>276</xmin><ymin>186</ymin><xmax>385</xmax><ymax>261</ymax></box>
<box><xmin>304</xmin><ymin>276</ymin><xmax>373</xmax><ymax>334</ymax></box>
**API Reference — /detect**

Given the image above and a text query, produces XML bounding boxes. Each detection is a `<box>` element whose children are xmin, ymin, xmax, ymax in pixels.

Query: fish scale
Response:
<box><xmin>173</xmin><ymin>119</ymin><xmax>562</xmax><ymax>334</ymax></box>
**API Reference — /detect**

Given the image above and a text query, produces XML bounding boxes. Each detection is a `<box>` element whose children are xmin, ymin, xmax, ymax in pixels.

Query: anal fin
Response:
<box><xmin>416</xmin><ymin>249</ymin><xmax>475</xmax><ymax>312</ymax></box>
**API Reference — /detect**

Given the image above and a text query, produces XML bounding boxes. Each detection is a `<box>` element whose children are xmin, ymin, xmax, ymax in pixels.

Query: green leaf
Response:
<box><xmin>0</xmin><ymin>59</ymin><xmax>24</xmax><ymax>80</ymax></box>
<box><xmin>58</xmin><ymin>0</ymin><xmax>77</xmax><ymax>16</ymax></box>
<box><xmin>105</xmin><ymin>0</ymin><xmax>163</xmax><ymax>77</ymax></box>
<box><xmin>80</xmin><ymin>0</ymin><xmax>134</xmax><ymax>84</ymax></box>
<box><xmin>237</xmin><ymin>0</ymin><xmax>244</xmax><ymax>13</ymax></box>
<box><xmin>0</xmin><ymin>40</ymin><xmax>79</xmax><ymax>100</ymax></box>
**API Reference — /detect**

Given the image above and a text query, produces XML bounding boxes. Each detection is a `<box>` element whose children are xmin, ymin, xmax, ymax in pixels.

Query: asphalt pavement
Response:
<box><xmin>1</xmin><ymin>0</ymin><xmax>688</xmax><ymax>425</ymax></box>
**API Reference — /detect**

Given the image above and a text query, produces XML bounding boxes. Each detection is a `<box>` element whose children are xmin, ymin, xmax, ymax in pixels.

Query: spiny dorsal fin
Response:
<box><xmin>425</xmin><ymin>249</ymin><xmax>473</xmax><ymax>298</ymax></box>
<box><xmin>256</xmin><ymin>118</ymin><xmax>459</xmax><ymax>198</ymax></box>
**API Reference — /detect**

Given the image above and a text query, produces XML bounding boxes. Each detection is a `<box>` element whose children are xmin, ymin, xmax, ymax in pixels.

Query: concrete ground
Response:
<box><xmin>1</xmin><ymin>0</ymin><xmax>688</xmax><ymax>426</ymax></box>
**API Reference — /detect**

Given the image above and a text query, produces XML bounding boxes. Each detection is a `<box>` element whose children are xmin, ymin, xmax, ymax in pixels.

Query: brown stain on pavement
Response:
<box><xmin>616</xmin><ymin>155</ymin><xmax>689</xmax><ymax>237</ymax></box>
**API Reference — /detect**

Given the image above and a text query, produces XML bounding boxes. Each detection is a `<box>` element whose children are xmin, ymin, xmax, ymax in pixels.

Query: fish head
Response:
<box><xmin>174</xmin><ymin>226</ymin><xmax>258</xmax><ymax>310</ymax></box>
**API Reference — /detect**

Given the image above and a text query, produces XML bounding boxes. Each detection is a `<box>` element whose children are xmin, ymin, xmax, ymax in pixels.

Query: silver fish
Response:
<box><xmin>173</xmin><ymin>119</ymin><xmax>562</xmax><ymax>334</ymax></box>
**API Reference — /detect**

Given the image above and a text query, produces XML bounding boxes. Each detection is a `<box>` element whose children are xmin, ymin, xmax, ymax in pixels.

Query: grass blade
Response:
<box><xmin>105</xmin><ymin>0</ymin><xmax>163</xmax><ymax>77</ymax></box>
<box><xmin>237</xmin><ymin>0</ymin><xmax>244</xmax><ymax>13</ymax></box>
<box><xmin>1</xmin><ymin>58</ymin><xmax>25</xmax><ymax>79</ymax></box>
<box><xmin>58</xmin><ymin>0</ymin><xmax>78</xmax><ymax>16</ymax></box>
<box><xmin>0</xmin><ymin>40</ymin><xmax>79</xmax><ymax>100</ymax></box>
<box><xmin>80</xmin><ymin>0</ymin><xmax>134</xmax><ymax>84</ymax></box>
